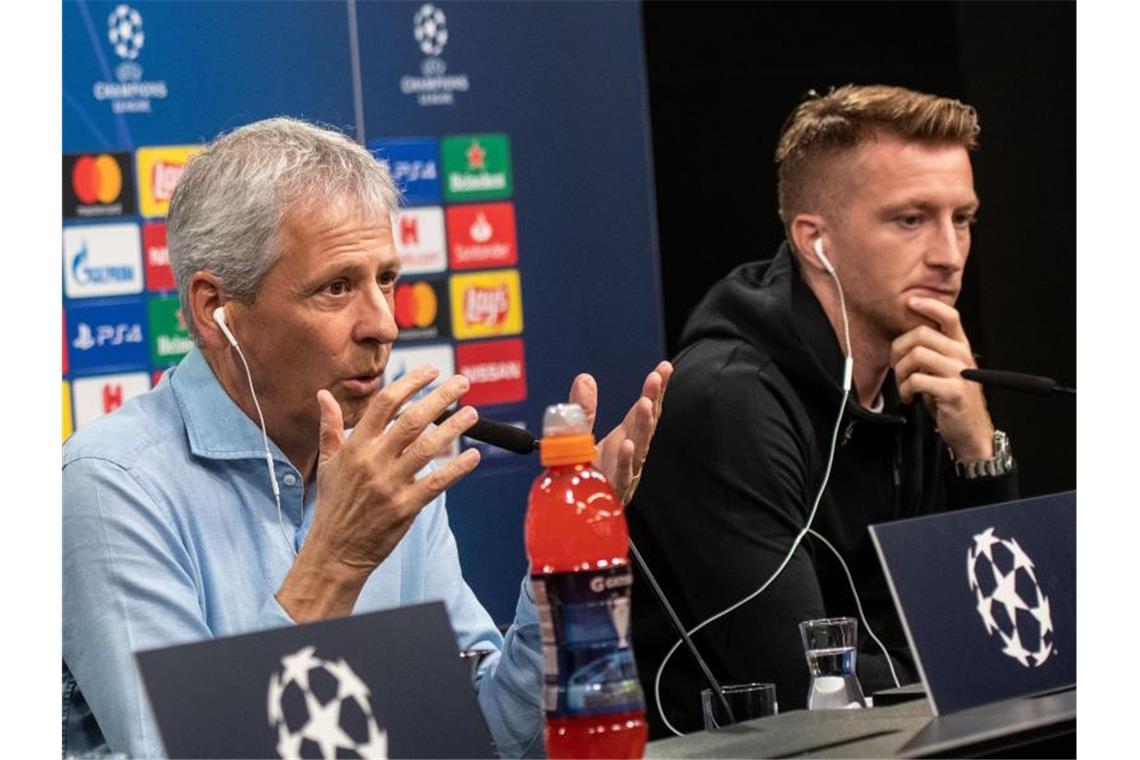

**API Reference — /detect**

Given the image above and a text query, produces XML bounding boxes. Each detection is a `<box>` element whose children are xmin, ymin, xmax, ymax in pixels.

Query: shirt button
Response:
<box><xmin>282</xmin><ymin>473</ymin><xmax>297</xmax><ymax>487</ymax></box>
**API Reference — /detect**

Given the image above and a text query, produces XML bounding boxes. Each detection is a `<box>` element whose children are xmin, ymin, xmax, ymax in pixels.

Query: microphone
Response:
<box><xmin>434</xmin><ymin>409</ymin><xmax>538</xmax><ymax>454</ymax></box>
<box><xmin>960</xmin><ymin>368</ymin><xmax>1075</xmax><ymax>396</ymax></box>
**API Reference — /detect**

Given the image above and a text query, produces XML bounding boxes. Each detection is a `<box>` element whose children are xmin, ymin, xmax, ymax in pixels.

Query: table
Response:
<box><xmin>645</xmin><ymin>687</ymin><xmax>1075</xmax><ymax>758</ymax></box>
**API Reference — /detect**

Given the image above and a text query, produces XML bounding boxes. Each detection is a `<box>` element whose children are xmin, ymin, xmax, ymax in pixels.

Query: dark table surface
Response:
<box><xmin>645</xmin><ymin>687</ymin><xmax>1075</xmax><ymax>758</ymax></box>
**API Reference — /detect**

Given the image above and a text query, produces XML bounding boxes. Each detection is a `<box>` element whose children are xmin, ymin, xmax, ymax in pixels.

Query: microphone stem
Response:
<box><xmin>628</xmin><ymin>538</ymin><xmax>736</xmax><ymax>726</ymax></box>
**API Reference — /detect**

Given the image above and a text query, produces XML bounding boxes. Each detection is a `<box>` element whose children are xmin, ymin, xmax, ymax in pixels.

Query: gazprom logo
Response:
<box><xmin>63</xmin><ymin>223</ymin><xmax>143</xmax><ymax>299</ymax></box>
<box><xmin>71</xmin><ymin>246</ymin><xmax>136</xmax><ymax>287</ymax></box>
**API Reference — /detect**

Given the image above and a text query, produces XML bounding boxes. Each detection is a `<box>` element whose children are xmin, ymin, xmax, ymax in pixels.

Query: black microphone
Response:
<box><xmin>960</xmin><ymin>368</ymin><xmax>1075</xmax><ymax>396</ymax></box>
<box><xmin>434</xmin><ymin>409</ymin><xmax>539</xmax><ymax>454</ymax></box>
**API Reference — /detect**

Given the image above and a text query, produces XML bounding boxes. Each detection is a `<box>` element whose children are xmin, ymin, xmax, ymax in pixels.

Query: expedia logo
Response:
<box><xmin>464</xmin><ymin>286</ymin><xmax>509</xmax><ymax>327</ymax></box>
<box><xmin>589</xmin><ymin>572</ymin><xmax>633</xmax><ymax>594</ymax></box>
<box><xmin>64</xmin><ymin>153</ymin><xmax>136</xmax><ymax>218</ymax></box>
<box><xmin>449</xmin><ymin>270</ymin><xmax>523</xmax><ymax>340</ymax></box>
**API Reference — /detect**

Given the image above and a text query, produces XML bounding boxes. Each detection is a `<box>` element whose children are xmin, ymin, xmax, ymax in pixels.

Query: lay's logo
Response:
<box><xmin>449</xmin><ymin>270</ymin><xmax>523</xmax><ymax>340</ymax></box>
<box><xmin>135</xmin><ymin>145</ymin><xmax>201</xmax><ymax>217</ymax></box>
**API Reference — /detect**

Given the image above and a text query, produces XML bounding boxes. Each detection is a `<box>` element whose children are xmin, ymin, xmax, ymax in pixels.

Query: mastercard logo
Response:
<box><xmin>71</xmin><ymin>154</ymin><xmax>123</xmax><ymax>205</ymax></box>
<box><xmin>394</xmin><ymin>281</ymin><xmax>439</xmax><ymax>329</ymax></box>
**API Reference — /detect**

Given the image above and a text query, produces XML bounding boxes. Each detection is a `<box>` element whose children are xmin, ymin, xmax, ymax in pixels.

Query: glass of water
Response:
<box><xmin>798</xmin><ymin>617</ymin><xmax>866</xmax><ymax>710</ymax></box>
<box><xmin>700</xmin><ymin>683</ymin><xmax>778</xmax><ymax>730</ymax></box>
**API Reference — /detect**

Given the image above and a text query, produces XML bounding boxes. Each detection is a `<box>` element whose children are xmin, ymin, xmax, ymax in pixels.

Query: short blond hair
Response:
<box><xmin>776</xmin><ymin>84</ymin><xmax>980</xmax><ymax>224</ymax></box>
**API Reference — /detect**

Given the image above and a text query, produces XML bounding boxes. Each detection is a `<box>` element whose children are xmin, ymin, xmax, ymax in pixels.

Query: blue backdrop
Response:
<box><xmin>63</xmin><ymin>0</ymin><xmax>665</xmax><ymax>622</ymax></box>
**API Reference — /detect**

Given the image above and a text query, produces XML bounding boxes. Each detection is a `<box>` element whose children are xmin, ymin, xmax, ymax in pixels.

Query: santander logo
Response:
<box><xmin>464</xmin><ymin>286</ymin><xmax>510</xmax><ymax>326</ymax></box>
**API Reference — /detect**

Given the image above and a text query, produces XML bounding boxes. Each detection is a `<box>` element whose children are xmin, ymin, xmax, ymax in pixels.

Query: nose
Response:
<box><xmin>353</xmin><ymin>281</ymin><xmax>399</xmax><ymax>344</ymax></box>
<box><xmin>926</xmin><ymin>215</ymin><xmax>969</xmax><ymax>273</ymax></box>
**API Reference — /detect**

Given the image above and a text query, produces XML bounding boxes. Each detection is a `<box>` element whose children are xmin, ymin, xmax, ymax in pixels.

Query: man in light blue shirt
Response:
<box><xmin>62</xmin><ymin>117</ymin><xmax>670</xmax><ymax>758</ymax></box>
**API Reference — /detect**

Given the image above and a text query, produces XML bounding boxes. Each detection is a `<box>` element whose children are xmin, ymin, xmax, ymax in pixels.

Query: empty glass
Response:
<box><xmin>798</xmin><ymin>617</ymin><xmax>866</xmax><ymax>710</ymax></box>
<box><xmin>700</xmin><ymin>682</ymin><xmax>778</xmax><ymax>730</ymax></box>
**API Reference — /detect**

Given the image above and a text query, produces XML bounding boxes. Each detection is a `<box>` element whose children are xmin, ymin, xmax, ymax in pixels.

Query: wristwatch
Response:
<box><xmin>952</xmin><ymin>430</ymin><xmax>1015</xmax><ymax>479</ymax></box>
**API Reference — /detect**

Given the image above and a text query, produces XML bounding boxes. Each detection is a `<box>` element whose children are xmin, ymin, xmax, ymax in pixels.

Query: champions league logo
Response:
<box><xmin>267</xmin><ymin>646</ymin><xmax>388</xmax><ymax>760</ymax></box>
<box><xmin>93</xmin><ymin>4</ymin><xmax>169</xmax><ymax>113</ymax></box>
<box><xmin>400</xmin><ymin>4</ymin><xmax>470</xmax><ymax>107</ymax></box>
<box><xmin>967</xmin><ymin>528</ymin><xmax>1055</xmax><ymax>667</ymax></box>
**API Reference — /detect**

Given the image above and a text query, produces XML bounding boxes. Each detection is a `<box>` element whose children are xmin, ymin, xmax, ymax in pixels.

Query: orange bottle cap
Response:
<box><xmin>539</xmin><ymin>433</ymin><xmax>596</xmax><ymax>466</ymax></box>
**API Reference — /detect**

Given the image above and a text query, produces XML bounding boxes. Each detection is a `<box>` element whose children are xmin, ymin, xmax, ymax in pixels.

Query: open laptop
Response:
<box><xmin>869</xmin><ymin>491</ymin><xmax>1075</xmax><ymax>716</ymax></box>
<box><xmin>135</xmin><ymin>601</ymin><xmax>495</xmax><ymax>759</ymax></box>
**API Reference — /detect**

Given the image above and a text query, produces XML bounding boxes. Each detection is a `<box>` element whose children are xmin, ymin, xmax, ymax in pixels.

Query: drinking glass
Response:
<box><xmin>798</xmin><ymin>617</ymin><xmax>866</xmax><ymax>710</ymax></box>
<box><xmin>700</xmin><ymin>682</ymin><xmax>778</xmax><ymax>730</ymax></box>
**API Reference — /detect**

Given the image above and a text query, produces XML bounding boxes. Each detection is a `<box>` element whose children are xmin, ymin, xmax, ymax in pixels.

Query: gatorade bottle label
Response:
<box><xmin>531</xmin><ymin>566</ymin><xmax>646</xmax><ymax>718</ymax></box>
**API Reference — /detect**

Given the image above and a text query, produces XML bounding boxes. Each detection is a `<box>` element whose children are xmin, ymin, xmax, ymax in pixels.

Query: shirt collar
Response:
<box><xmin>171</xmin><ymin>345</ymin><xmax>292</xmax><ymax>463</ymax></box>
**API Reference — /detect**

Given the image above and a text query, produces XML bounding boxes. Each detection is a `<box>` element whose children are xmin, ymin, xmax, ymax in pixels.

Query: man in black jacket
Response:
<box><xmin>628</xmin><ymin>85</ymin><xmax>1019</xmax><ymax>736</ymax></box>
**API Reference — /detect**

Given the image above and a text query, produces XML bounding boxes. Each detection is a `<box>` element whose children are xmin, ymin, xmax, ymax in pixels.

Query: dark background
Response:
<box><xmin>642</xmin><ymin>0</ymin><xmax>1075</xmax><ymax>498</ymax></box>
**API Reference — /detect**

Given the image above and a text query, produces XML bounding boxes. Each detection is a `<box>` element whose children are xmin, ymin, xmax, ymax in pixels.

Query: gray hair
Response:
<box><xmin>167</xmin><ymin>116</ymin><xmax>399</xmax><ymax>343</ymax></box>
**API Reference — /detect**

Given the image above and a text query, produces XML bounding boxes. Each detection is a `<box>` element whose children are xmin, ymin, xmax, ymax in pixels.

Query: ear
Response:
<box><xmin>789</xmin><ymin>213</ymin><xmax>830</xmax><ymax>275</ymax></box>
<box><xmin>187</xmin><ymin>272</ymin><xmax>231</xmax><ymax>350</ymax></box>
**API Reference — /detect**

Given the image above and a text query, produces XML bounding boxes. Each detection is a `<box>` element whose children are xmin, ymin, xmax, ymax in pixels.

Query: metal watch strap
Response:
<box><xmin>952</xmin><ymin>430</ymin><xmax>1015</xmax><ymax>479</ymax></box>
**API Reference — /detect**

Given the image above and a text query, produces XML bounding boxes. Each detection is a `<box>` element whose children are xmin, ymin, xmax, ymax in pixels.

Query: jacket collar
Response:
<box><xmin>170</xmin><ymin>346</ymin><xmax>293</xmax><ymax>462</ymax></box>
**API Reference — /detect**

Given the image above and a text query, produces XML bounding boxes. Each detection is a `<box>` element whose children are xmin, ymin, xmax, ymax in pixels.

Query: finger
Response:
<box><xmin>890</xmin><ymin>325</ymin><xmax>971</xmax><ymax>367</ymax></box>
<box><xmin>894</xmin><ymin>345</ymin><xmax>964</xmax><ymax>386</ymax></box>
<box><xmin>398</xmin><ymin>405</ymin><xmax>479</xmax><ymax>477</ymax></box>
<box><xmin>613</xmin><ymin>438</ymin><xmax>636</xmax><ymax>503</ymax></box>
<box><xmin>385</xmin><ymin>374</ymin><xmax>471</xmax><ymax>455</ymax></box>
<box><xmin>568</xmin><ymin>373</ymin><xmax>598</xmax><ymax>430</ymax></box>
<box><xmin>356</xmin><ymin>364</ymin><xmax>441</xmax><ymax>438</ymax></box>
<box><xmin>653</xmin><ymin>361</ymin><xmax>674</xmax><ymax>419</ymax></box>
<box><xmin>897</xmin><ymin>372</ymin><xmax>960</xmax><ymax>406</ymax></box>
<box><xmin>906</xmin><ymin>297</ymin><xmax>967</xmax><ymax>341</ymax></box>
<box><xmin>627</xmin><ymin>397</ymin><xmax>655</xmax><ymax>466</ymax></box>
<box><xmin>316</xmin><ymin>389</ymin><xmax>346</xmax><ymax>466</ymax></box>
<box><xmin>408</xmin><ymin>448</ymin><xmax>482</xmax><ymax>508</ymax></box>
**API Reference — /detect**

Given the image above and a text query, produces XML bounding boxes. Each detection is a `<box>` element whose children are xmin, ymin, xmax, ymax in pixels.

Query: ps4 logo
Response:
<box><xmin>72</xmin><ymin>321</ymin><xmax>144</xmax><ymax>352</ymax></box>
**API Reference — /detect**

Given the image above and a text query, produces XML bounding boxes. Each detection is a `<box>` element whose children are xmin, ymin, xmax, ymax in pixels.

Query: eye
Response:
<box><xmin>954</xmin><ymin>212</ymin><xmax>978</xmax><ymax>228</ymax></box>
<box><xmin>896</xmin><ymin>213</ymin><xmax>923</xmax><ymax>229</ymax></box>
<box><xmin>325</xmin><ymin>279</ymin><xmax>349</xmax><ymax>296</ymax></box>
<box><xmin>378</xmin><ymin>270</ymin><xmax>400</xmax><ymax>290</ymax></box>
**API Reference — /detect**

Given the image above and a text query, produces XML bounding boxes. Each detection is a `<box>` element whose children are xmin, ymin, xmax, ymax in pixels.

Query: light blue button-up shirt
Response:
<box><xmin>62</xmin><ymin>347</ymin><xmax>544</xmax><ymax>758</ymax></box>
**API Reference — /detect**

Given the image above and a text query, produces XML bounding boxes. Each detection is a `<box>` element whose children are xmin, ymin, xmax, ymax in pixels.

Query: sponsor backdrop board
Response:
<box><xmin>63</xmin><ymin>1</ymin><xmax>663</xmax><ymax>622</ymax></box>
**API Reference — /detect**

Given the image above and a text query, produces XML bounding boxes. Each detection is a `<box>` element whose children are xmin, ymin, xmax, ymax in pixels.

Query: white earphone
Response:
<box><xmin>211</xmin><ymin>304</ymin><xmax>295</xmax><ymax>558</ymax></box>
<box><xmin>813</xmin><ymin>236</ymin><xmax>836</xmax><ymax>275</ymax></box>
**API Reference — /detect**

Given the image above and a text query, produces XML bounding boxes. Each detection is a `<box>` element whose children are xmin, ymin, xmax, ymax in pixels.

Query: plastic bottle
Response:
<box><xmin>525</xmin><ymin>403</ymin><xmax>647</xmax><ymax>759</ymax></box>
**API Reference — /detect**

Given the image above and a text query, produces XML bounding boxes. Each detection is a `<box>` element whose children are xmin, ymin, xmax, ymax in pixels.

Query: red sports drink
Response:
<box><xmin>525</xmin><ymin>403</ymin><xmax>648</xmax><ymax>759</ymax></box>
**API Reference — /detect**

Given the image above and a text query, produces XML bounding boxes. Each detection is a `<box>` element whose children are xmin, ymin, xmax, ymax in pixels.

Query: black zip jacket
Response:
<box><xmin>628</xmin><ymin>243</ymin><xmax>1018</xmax><ymax>736</ymax></box>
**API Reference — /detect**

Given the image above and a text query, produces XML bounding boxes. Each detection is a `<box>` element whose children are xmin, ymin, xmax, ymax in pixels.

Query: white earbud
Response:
<box><xmin>813</xmin><ymin>237</ymin><xmax>836</xmax><ymax>275</ymax></box>
<box><xmin>213</xmin><ymin>306</ymin><xmax>239</xmax><ymax>348</ymax></box>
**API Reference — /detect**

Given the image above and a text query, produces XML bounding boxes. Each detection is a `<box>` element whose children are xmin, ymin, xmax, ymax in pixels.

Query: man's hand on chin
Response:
<box><xmin>891</xmin><ymin>297</ymin><xmax>995</xmax><ymax>461</ymax></box>
<box><xmin>567</xmin><ymin>361</ymin><xmax>673</xmax><ymax>506</ymax></box>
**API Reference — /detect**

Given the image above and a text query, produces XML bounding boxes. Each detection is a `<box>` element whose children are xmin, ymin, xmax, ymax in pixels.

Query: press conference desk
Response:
<box><xmin>645</xmin><ymin>687</ymin><xmax>1076</xmax><ymax>758</ymax></box>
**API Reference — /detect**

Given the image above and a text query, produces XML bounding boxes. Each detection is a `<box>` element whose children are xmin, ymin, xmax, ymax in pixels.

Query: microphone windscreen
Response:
<box><xmin>434</xmin><ymin>409</ymin><xmax>538</xmax><ymax>455</ymax></box>
<box><xmin>960</xmin><ymin>368</ymin><xmax>1056</xmax><ymax>395</ymax></box>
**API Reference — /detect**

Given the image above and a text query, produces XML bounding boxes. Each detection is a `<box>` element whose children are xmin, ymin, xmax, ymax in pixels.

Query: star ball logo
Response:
<box><xmin>401</xmin><ymin>3</ymin><xmax>470</xmax><ymax>107</ymax></box>
<box><xmin>967</xmin><ymin>528</ymin><xmax>1054</xmax><ymax>667</ymax></box>
<box><xmin>94</xmin><ymin>4</ymin><xmax>169</xmax><ymax>114</ymax></box>
<box><xmin>267</xmin><ymin>646</ymin><xmax>388</xmax><ymax>760</ymax></box>
<box><xmin>63</xmin><ymin>153</ymin><xmax>137</xmax><ymax>218</ymax></box>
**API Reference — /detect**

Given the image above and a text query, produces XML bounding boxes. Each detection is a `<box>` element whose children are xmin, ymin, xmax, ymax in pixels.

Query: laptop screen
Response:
<box><xmin>136</xmin><ymin>601</ymin><xmax>495</xmax><ymax>758</ymax></box>
<box><xmin>870</xmin><ymin>491</ymin><xmax>1076</xmax><ymax>715</ymax></box>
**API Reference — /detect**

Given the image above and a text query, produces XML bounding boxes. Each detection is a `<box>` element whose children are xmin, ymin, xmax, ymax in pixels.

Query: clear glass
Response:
<box><xmin>798</xmin><ymin>617</ymin><xmax>867</xmax><ymax>710</ymax></box>
<box><xmin>700</xmin><ymin>682</ymin><xmax>778</xmax><ymax>730</ymax></box>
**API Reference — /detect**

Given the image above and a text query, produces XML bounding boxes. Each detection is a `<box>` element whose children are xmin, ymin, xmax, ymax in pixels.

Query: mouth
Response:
<box><xmin>906</xmin><ymin>285</ymin><xmax>958</xmax><ymax>302</ymax></box>
<box><xmin>341</xmin><ymin>372</ymin><xmax>382</xmax><ymax>396</ymax></box>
